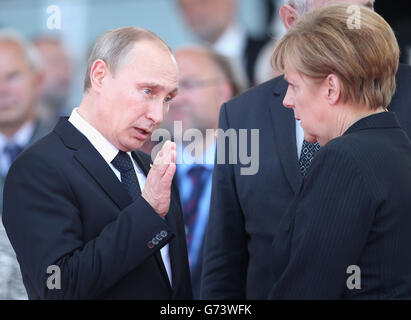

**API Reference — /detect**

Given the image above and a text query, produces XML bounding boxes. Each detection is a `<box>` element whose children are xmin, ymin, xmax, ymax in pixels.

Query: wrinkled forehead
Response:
<box><xmin>120</xmin><ymin>41</ymin><xmax>178</xmax><ymax>88</ymax></box>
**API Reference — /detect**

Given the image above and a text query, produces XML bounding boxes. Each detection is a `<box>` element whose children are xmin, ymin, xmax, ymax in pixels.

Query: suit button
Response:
<box><xmin>160</xmin><ymin>230</ymin><xmax>167</xmax><ymax>237</ymax></box>
<box><xmin>147</xmin><ymin>241</ymin><xmax>154</xmax><ymax>249</ymax></box>
<box><xmin>156</xmin><ymin>234</ymin><xmax>162</xmax><ymax>241</ymax></box>
<box><xmin>152</xmin><ymin>238</ymin><xmax>159</xmax><ymax>245</ymax></box>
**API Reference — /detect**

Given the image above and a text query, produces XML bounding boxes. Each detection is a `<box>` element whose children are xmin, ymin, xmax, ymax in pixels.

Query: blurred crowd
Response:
<box><xmin>0</xmin><ymin>0</ymin><xmax>410</xmax><ymax>300</ymax></box>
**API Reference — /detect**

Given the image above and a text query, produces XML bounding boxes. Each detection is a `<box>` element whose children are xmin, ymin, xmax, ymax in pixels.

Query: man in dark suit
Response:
<box><xmin>0</xmin><ymin>29</ymin><xmax>51</xmax><ymax>300</ymax></box>
<box><xmin>201</xmin><ymin>0</ymin><xmax>411</xmax><ymax>299</ymax></box>
<box><xmin>161</xmin><ymin>46</ymin><xmax>242</xmax><ymax>299</ymax></box>
<box><xmin>2</xmin><ymin>27</ymin><xmax>192</xmax><ymax>299</ymax></box>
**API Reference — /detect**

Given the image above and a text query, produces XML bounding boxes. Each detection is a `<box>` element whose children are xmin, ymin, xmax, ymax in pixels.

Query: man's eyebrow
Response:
<box><xmin>170</xmin><ymin>87</ymin><xmax>178</xmax><ymax>96</ymax></box>
<box><xmin>138</xmin><ymin>82</ymin><xmax>178</xmax><ymax>95</ymax></box>
<box><xmin>137</xmin><ymin>82</ymin><xmax>163</xmax><ymax>89</ymax></box>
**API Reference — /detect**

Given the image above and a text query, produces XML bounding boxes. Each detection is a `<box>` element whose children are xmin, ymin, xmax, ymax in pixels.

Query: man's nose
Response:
<box><xmin>146</xmin><ymin>100</ymin><xmax>164</xmax><ymax>125</ymax></box>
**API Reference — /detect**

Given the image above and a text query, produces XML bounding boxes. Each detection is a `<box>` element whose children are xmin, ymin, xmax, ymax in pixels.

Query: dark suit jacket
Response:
<box><xmin>269</xmin><ymin>112</ymin><xmax>411</xmax><ymax>299</ymax></box>
<box><xmin>0</xmin><ymin>121</ymin><xmax>51</xmax><ymax>214</ymax></box>
<box><xmin>201</xmin><ymin>64</ymin><xmax>411</xmax><ymax>299</ymax></box>
<box><xmin>2</xmin><ymin>118</ymin><xmax>192</xmax><ymax>300</ymax></box>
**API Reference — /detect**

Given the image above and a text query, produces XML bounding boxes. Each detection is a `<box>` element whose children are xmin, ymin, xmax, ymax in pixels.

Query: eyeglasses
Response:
<box><xmin>179</xmin><ymin>78</ymin><xmax>223</xmax><ymax>91</ymax></box>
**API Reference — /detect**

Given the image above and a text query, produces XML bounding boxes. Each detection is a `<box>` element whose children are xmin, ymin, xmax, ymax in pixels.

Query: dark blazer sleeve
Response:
<box><xmin>2</xmin><ymin>151</ymin><xmax>174</xmax><ymax>299</ymax></box>
<box><xmin>268</xmin><ymin>147</ymin><xmax>376</xmax><ymax>299</ymax></box>
<box><xmin>201</xmin><ymin>103</ymin><xmax>249</xmax><ymax>299</ymax></box>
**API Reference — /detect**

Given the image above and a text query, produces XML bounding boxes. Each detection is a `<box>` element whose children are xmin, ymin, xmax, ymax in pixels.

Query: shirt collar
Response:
<box><xmin>68</xmin><ymin>108</ymin><xmax>119</xmax><ymax>164</ymax></box>
<box><xmin>212</xmin><ymin>23</ymin><xmax>246</xmax><ymax>60</ymax></box>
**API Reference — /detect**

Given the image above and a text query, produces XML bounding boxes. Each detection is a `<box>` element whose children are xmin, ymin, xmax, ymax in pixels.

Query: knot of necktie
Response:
<box><xmin>111</xmin><ymin>151</ymin><xmax>134</xmax><ymax>173</ymax></box>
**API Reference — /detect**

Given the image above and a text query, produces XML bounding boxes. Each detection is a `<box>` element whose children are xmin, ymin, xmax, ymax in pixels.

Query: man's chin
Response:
<box><xmin>119</xmin><ymin>139</ymin><xmax>146</xmax><ymax>152</ymax></box>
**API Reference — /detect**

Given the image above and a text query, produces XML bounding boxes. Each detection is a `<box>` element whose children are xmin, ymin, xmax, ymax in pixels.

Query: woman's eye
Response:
<box><xmin>164</xmin><ymin>96</ymin><xmax>172</xmax><ymax>103</ymax></box>
<box><xmin>143</xmin><ymin>88</ymin><xmax>151</xmax><ymax>94</ymax></box>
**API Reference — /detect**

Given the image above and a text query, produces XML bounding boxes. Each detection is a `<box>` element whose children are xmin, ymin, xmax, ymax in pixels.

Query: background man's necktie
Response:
<box><xmin>4</xmin><ymin>143</ymin><xmax>23</xmax><ymax>164</ymax></box>
<box><xmin>299</xmin><ymin>140</ymin><xmax>321</xmax><ymax>176</ymax></box>
<box><xmin>182</xmin><ymin>165</ymin><xmax>208</xmax><ymax>260</ymax></box>
<box><xmin>111</xmin><ymin>151</ymin><xmax>141</xmax><ymax>201</ymax></box>
<box><xmin>3</xmin><ymin>143</ymin><xmax>23</xmax><ymax>178</ymax></box>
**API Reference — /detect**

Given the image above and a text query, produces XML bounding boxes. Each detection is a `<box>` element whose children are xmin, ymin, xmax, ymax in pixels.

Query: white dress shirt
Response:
<box><xmin>296</xmin><ymin>120</ymin><xmax>304</xmax><ymax>159</ymax></box>
<box><xmin>212</xmin><ymin>23</ymin><xmax>248</xmax><ymax>86</ymax></box>
<box><xmin>68</xmin><ymin>108</ymin><xmax>172</xmax><ymax>286</ymax></box>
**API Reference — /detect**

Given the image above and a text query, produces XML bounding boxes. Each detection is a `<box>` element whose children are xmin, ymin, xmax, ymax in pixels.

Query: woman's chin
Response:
<box><xmin>304</xmin><ymin>134</ymin><xmax>317</xmax><ymax>144</ymax></box>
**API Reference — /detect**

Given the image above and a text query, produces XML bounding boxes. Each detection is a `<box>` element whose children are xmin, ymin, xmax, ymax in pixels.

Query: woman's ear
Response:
<box><xmin>326</xmin><ymin>74</ymin><xmax>341</xmax><ymax>105</ymax></box>
<box><xmin>279</xmin><ymin>4</ymin><xmax>300</xmax><ymax>30</ymax></box>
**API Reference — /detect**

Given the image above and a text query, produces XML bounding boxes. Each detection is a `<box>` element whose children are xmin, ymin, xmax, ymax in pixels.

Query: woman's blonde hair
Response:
<box><xmin>272</xmin><ymin>4</ymin><xmax>399</xmax><ymax>110</ymax></box>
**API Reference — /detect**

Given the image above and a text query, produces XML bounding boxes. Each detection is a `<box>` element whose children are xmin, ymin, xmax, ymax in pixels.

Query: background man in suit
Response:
<box><xmin>0</xmin><ymin>29</ymin><xmax>51</xmax><ymax>300</ymax></box>
<box><xmin>177</xmin><ymin>0</ymin><xmax>269</xmax><ymax>87</ymax></box>
<box><xmin>162</xmin><ymin>46</ymin><xmax>242</xmax><ymax>299</ymax></box>
<box><xmin>201</xmin><ymin>0</ymin><xmax>411</xmax><ymax>299</ymax></box>
<box><xmin>2</xmin><ymin>27</ymin><xmax>192</xmax><ymax>299</ymax></box>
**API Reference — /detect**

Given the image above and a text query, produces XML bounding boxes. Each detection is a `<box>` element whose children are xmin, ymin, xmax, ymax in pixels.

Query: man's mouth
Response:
<box><xmin>134</xmin><ymin>127</ymin><xmax>152</xmax><ymax>140</ymax></box>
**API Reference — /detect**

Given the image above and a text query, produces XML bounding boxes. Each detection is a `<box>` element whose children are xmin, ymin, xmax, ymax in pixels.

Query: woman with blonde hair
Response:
<box><xmin>269</xmin><ymin>4</ymin><xmax>411</xmax><ymax>299</ymax></box>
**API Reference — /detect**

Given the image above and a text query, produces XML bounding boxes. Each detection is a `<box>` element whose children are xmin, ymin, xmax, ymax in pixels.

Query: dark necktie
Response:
<box><xmin>111</xmin><ymin>151</ymin><xmax>141</xmax><ymax>201</ymax></box>
<box><xmin>4</xmin><ymin>143</ymin><xmax>23</xmax><ymax>164</ymax></box>
<box><xmin>3</xmin><ymin>143</ymin><xmax>23</xmax><ymax>178</ymax></box>
<box><xmin>299</xmin><ymin>140</ymin><xmax>321</xmax><ymax>176</ymax></box>
<box><xmin>182</xmin><ymin>166</ymin><xmax>208</xmax><ymax>256</ymax></box>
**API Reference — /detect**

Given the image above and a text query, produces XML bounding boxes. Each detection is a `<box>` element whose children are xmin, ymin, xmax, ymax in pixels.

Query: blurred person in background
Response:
<box><xmin>33</xmin><ymin>36</ymin><xmax>72</xmax><ymax>126</ymax></box>
<box><xmin>201</xmin><ymin>0</ymin><xmax>411</xmax><ymax>299</ymax></box>
<box><xmin>162</xmin><ymin>46</ymin><xmax>243</xmax><ymax>299</ymax></box>
<box><xmin>177</xmin><ymin>0</ymin><xmax>269</xmax><ymax>87</ymax></box>
<box><xmin>0</xmin><ymin>29</ymin><xmax>51</xmax><ymax>300</ymax></box>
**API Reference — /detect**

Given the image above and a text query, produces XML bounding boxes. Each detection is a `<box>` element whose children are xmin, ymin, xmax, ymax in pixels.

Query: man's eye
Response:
<box><xmin>164</xmin><ymin>96</ymin><xmax>172</xmax><ymax>103</ymax></box>
<box><xmin>143</xmin><ymin>88</ymin><xmax>151</xmax><ymax>94</ymax></box>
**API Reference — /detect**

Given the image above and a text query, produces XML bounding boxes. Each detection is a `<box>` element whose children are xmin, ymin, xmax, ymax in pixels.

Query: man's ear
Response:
<box><xmin>326</xmin><ymin>74</ymin><xmax>341</xmax><ymax>105</ymax></box>
<box><xmin>279</xmin><ymin>4</ymin><xmax>300</xmax><ymax>30</ymax></box>
<box><xmin>89</xmin><ymin>59</ymin><xmax>108</xmax><ymax>93</ymax></box>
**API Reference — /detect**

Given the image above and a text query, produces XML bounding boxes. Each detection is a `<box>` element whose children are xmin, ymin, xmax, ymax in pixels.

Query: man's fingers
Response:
<box><xmin>162</xmin><ymin>162</ymin><xmax>176</xmax><ymax>187</ymax></box>
<box><xmin>151</xmin><ymin>141</ymin><xmax>176</xmax><ymax>177</ymax></box>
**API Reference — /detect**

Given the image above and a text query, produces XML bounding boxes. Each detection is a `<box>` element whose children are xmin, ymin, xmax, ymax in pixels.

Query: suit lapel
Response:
<box><xmin>54</xmin><ymin>118</ymin><xmax>133</xmax><ymax>211</ymax></box>
<box><xmin>74</xmin><ymin>146</ymin><xmax>133</xmax><ymax>210</ymax></box>
<box><xmin>270</xmin><ymin>77</ymin><xmax>303</xmax><ymax>193</ymax></box>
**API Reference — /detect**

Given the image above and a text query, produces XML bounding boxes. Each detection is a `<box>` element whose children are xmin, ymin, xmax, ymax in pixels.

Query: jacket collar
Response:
<box><xmin>344</xmin><ymin>111</ymin><xmax>401</xmax><ymax>136</ymax></box>
<box><xmin>54</xmin><ymin>117</ymin><xmax>133</xmax><ymax>210</ymax></box>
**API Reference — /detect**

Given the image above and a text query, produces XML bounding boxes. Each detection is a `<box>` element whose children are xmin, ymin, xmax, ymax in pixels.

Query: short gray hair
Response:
<box><xmin>0</xmin><ymin>28</ymin><xmax>41</xmax><ymax>71</ymax></box>
<box><xmin>284</xmin><ymin>0</ymin><xmax>312</xmax><ymax>14</ymax></box>
<box><xmin>84</xmin><ymin>26</ymin><xmax>171</xmax><ymax>92</ymax></box>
